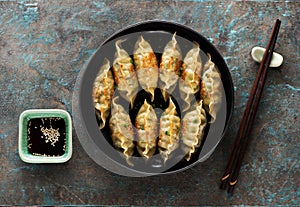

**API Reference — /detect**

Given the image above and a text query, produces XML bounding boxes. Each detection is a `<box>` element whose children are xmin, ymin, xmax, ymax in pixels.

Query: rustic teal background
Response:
<box><xmin>0</xmin><ymin>0</ymin><xmax>299</xmax><ymax>205</ymax></box>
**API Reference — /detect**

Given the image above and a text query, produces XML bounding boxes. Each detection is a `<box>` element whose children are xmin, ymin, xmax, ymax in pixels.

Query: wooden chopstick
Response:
<box><xmin>220</xmin><ymin>19</ymin><xmax>281</xmax><ymax>193</ymax></box>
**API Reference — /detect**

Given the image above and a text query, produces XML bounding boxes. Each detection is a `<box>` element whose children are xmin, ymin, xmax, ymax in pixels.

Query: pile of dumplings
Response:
<box><xmin>92</xmin><ymin>33</ymin><xmax>222</xmax><ymax>164</ymax></box>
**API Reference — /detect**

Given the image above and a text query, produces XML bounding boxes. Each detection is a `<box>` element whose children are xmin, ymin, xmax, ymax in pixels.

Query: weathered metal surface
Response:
<box><xmin>0</xmin><ymin>0</ymin><xmax>299</xmax><ymax>205</ymax></box>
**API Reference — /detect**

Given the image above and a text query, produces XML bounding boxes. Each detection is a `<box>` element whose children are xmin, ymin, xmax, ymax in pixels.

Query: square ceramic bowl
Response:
<box><xmin>19</xmin><ymin>109</ymin><xmax>72</xmax><ymax>163</ymax></box>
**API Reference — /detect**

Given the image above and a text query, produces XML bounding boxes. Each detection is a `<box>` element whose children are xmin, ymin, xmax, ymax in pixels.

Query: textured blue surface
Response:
<box><xmin>0</xmin><ymin>0</ymin><xmax>299</xmax><ymax>205</ymax></box>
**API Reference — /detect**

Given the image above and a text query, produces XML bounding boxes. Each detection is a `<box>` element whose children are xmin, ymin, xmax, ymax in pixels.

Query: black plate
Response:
<box><xmin>72</xmin><ymin>20</ymin><xmax>234</xmax><ymax>177</ymax></box>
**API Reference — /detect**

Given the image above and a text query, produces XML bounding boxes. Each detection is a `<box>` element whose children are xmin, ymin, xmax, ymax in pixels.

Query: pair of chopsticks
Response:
<box><xmin>220</xmin><ymin>19</ymin><xmax>281</xmax><ymax>194</ymax></box>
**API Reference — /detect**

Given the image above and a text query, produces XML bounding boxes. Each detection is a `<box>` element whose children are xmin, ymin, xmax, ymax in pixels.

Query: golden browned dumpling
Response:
<box><xmin>158</xmin><ymin>98</ymin><xmax>181</xmax><ymax>162</ymax></box>
<box><xmin>200</xmin><ymin>54</ymin><xmax>222</xmax><ymax>122</ymax></box>
<box><xmin>135</xmin><ymin>99</ymin><xmax>158</xmax><ymax>158</ymax></box>
<box><xmin>181</xmin><ymin>100</ymin><xmax>207</xmax><ymax>161</ymax></box>
<box><xmin>134</xmin><ymin>36</ymin><xmax>158</xmax><ymax>101</ymax></box>
<box><xmin>179</xmin><ymin>42</ymin><xmax>202</xmax><ymax>112</ymax></box>
<box><xmin>92</xmin><ymin>58</ymin><xmax>115</xmax><ymax>129</ymax></box>
<box><xmin>113</xmin><ymin>40</ymin><xmax>139</xmax><ymax>107</ymax></box>
<box><xmin>109</xmin><ymin>96</ymin><xmax>135</xmax><ymax>164</ymax></box>
<box><xmin>159</xmin><ymin>33</ymin><xmax>182</xmax><ymax>101</ymax></box>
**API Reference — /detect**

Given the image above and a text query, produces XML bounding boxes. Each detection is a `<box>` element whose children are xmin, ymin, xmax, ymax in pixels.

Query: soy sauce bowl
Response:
<box><xmin>72</xmin><ymin>20</ymin><xmax>234</xmax><ymax>176</ymax></box>
<box><xmin>18</xmin><ymin>109</ymin><xmax>72</xmax><ymax>163</ymax></box>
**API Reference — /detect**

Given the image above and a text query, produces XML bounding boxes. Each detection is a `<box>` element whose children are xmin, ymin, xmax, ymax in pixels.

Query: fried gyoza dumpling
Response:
<box><xmin>135</xmin><ymin>99</ymin><xmax>158</xmax><ymax>158</ymax></box>
<box><xmin>200</xmin><ymin>54</ymin><xmax>222</xmax><ymax>122</ymax></box>
<box><xmin>113</xmin><ymin>40</ymin><xmax>139</xmax><ymax>107</ymax></box>
<box><xmin>159</xmin><ymin>33</ymin><xmax>182</xmax><ymax>101</ymax></box>
<box><xmin>179</xmin><ymin>42</ymin><xmax>202</xmax><ymax>112</ymax></box>
<box><xmin>109</xmin><ymin>96</ymin><xmax>135</xmax><ymax>163</ymax></box>
<box><xmin>134</xmin><ymin>36</ymin><xmax>158</xmax><ymax>101</ymax></box>
<box><xmin>93</xmin><ymin>58</ymin><xmax>115</xmax><ymax>129</ymax></box>
<box><xmin>181</xmin><ymin>100</ymin><xmax>207</xmax><ymax>161</ymax></box>
<box><xmin>158</xmin><ymin>98</ymin><xmax>181</xmax><ymax>162</ymax></box>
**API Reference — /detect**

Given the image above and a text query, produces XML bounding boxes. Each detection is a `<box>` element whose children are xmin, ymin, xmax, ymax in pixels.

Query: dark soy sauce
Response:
<box><xmin>27</xmin><ymin>117</ymin><xmax>66</xmax><ymax>156</ymax></box>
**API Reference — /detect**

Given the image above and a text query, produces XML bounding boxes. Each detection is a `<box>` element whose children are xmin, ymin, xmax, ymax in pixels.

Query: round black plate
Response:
<box><xmin>72</xmin><ymin>20</ymin><xmax>234</xmax><ymax>177</ymax></box>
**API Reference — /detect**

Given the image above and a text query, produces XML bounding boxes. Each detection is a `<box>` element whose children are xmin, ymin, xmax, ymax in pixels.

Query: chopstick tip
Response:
<box><xmin>220</xmin><ymin>174</ymin><xmax>230</xmax><ymax>189</ymax></box>
<box><xmin>227</xmin><ymin>180</ymin><xmax>237</xmax><ymax>194</ymax></box>
<box><xmin>276</xmin><ymin>18</ymin><xmax>282</xmax><ymax>25</ymax></box>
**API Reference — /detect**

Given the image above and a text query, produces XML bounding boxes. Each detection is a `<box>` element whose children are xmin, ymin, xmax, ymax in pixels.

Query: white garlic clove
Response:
<box><xmin>251</xmin><ymin>46</ymin><xmax>283</xmax><ymax>67</ymax></box>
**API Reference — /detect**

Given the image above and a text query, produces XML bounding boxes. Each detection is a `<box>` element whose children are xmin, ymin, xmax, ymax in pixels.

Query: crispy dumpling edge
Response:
<box><xmin>135</xmin><ymin>99</ymin><xmax>158</xmax><ymax>159</ymax></box>
<box><xmin>200</xmin><ymin>53</ymin><xmax>222</xmax><ymax>122</ymax></box>
<box><xmin>113</xmin><ymin>39</ymin><xmax>139</xmax><ymax>108</ymax></box>
<box><xmin>133</xmin><ymin>36</ymin><xmax>158</xmax><ymax>102</ymax></box>
<box><xmin>93</xmin><ymin>58</ymin><xmax>115</xmax><ymax>129</ymax></box>
<box><xmin>181</xmin><ymin>100</ymin><xmax>207</xmax><ymax>161</ymax></box>
<box><xmin>158</xmin><ymin>98</ymin><xmax>181</xmax><ymax>162</ymax></box>
<box><xmin>159</xmin><ymin>33</ymin><xmax>182</xmax><ymax>101</ymax></box>
<box><xmin>109</xmin><ymin>96</ymin><xmax>135</xmax><ymax>165</ymax></box>
<box><xmin>179</xmin><ymin>42</ymin><xmax>202</xmax><ymax>112</ymax></box>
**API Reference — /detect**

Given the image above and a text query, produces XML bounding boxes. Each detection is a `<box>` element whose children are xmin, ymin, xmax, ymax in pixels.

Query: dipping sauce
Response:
<box><xmin>27</xmin><ymin>117</ymin><xmax>66</xmax><ymax>156</ymax></box>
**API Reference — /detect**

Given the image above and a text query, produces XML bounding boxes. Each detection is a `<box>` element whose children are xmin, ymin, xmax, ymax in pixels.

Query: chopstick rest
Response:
<box><xmin>251</xmin><ymin>46</ymin><xmax>283</xmax><ymax>67</ymax></box>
